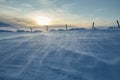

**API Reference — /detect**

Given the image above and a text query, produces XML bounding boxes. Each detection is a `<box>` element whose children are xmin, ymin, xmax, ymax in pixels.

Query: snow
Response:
<box><xmin>0</xmin><ymin>30</ymin><xmax>120</xmax><ymax>80</ymax></box>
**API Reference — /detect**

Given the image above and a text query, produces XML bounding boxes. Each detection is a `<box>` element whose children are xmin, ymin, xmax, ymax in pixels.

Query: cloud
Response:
<box><xmin>25</xmin><ymin>1</ymin><xmax>83</xmax><ymax>25</ymax></box>
<box><xmin>95</xmin><ymin>8</ymin><xmax>106</xmax><ymax>12</ymax></box>
<box><xmin>39</xmin><ymin>0</ymin><xmax>57</xmax><ymax>5</ymax></box>
<box><xmin>0</xmin><ymin>0</ymin><xmax>83</xmax><ymax>26</ymax></box>
<box><xmin>0</xmin><ymin>0</ymin><xmax>5</xmax><ymax>3</ymax></box>
<box><xmin>0</xmin><ymin>0</ymin><xmax>113</xmax><ymax>28</ymax></box>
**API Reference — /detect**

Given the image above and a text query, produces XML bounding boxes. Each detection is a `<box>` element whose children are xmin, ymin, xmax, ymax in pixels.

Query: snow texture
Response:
<box><xmin>0</xmin><ymin>30</ymin><xmax>120</xmax><ymax>80</ymax></box>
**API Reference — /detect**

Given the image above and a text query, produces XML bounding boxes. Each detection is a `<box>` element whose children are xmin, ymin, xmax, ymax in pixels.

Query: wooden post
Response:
<box><xmin>17</xmin><ymin>28</ymin><xmax>19</xmax><ymax>31</ymax></box>
<box><xmin>117</xmin><ymin>20</ymin><xmax>120</xmax><ymax>28</ymax></box>
<box><xmin>46</xmin><ymin>26</ymin><xmax>49</xmax><ymax>31</ymax></box>
<box><xmin>66</xmin><ymin>24</ymin><xmax>68</xmax><ymax>30</ymax></box>
<box><xmin>30</xmin><ymin>27</ymin><xmax>32</xmax><ymax>32</ymax></box>
<box><xmin>92</xmin><ymin>22</ymin><xmax>95</xmax><ymax>29</ymax></box>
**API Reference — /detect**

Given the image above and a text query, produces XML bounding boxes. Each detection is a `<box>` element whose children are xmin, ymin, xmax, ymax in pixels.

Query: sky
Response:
<box><xmin>0</xmin><ymin>0</ymin><xmax>120</xmax><ymax>28</ymax></box>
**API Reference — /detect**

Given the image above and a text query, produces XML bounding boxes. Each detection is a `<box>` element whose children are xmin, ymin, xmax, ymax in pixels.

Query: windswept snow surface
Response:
<box><xmin>0</xmin><ymin>30</ymin><xmax>120</xmax><ymax>80</ymax></box>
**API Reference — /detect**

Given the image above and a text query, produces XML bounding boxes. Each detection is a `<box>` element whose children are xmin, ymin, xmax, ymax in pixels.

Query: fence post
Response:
<box><xmin>30</xmin><ymin>27</ymin><xmax>32</xmax><ymax>32</ymax></box>
<box><xmin>117</xmin><ymin>20</ymin><xmax>120</xmax><ymax>28</ymax></box>
<box><xmin>46</xmin><ymin>26</ymin><xmax>49</xmax><ymax>31</ymax></box>
<box><xmin>92</xmin><ymin>22</ymin><xmax>95</xmax><ymax>29</ymax></box>
<box><xmin>17</xmin><ymin>28</ymin><xmax>19</xmax><ymax>31</ymax></box>
<box><xmin>66</xmin><ymin>24</ymin><xmax>68</xmax><ymax>30</ymax></box>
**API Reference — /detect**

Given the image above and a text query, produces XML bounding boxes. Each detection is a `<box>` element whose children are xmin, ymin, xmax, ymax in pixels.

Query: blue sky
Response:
<box><xmin>0</xmin><ymin>0</ymin><xmax>120</xmax><ymax>28</ymax></box>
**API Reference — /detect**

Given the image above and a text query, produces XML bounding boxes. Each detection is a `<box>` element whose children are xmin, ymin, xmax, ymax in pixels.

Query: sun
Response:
<box><xmin>36</xmin><ymin>16</ymin><xmax>51</xmax><ymax>25</ymax></box>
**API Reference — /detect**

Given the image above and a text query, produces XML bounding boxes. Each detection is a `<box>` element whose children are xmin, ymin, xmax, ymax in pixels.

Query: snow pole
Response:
<box><xmin>92</xmin><ymin>22</ymin><xmax>95</xmax><ymax>29</ymax></box>
<box><xmin>117</xmin><ymin>20</ymin><xmax>120</xmax><ymax>28</ymax></box>
<box><xmin>66</xmin><ymin>24</ymin><xmax>68</xmax><ymax>30</ymax></box>
<box><xmin>30</xmin><ymin>27</ymin><xmax>32</xmax><ymax>32</ymax></box>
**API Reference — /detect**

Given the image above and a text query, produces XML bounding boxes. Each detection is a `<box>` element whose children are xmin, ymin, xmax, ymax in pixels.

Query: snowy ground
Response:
<box><xmin>0</xmin><ymin>30</ymin><xmax>120</xmax><ymax>80</ymax></box>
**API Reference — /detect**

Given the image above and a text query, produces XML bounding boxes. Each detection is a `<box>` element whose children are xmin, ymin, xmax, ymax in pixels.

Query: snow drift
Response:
<box><xmin>0</xmin><ymin>30</ymin><xmax>120</xmax><ymax>80</ymax></box>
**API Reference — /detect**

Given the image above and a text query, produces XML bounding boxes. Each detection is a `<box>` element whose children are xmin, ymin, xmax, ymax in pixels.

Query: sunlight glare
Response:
<box><xmin>36</xmin><ymin>16</ymin><xmax>51</xmax><ymax>25</ymax></box>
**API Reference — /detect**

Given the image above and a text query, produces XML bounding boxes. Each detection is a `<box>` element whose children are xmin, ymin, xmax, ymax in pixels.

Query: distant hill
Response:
<box><xmin>0</xmin><ymin>22</ymin><xmax>12</xmax><ymax>27</ymax></box>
